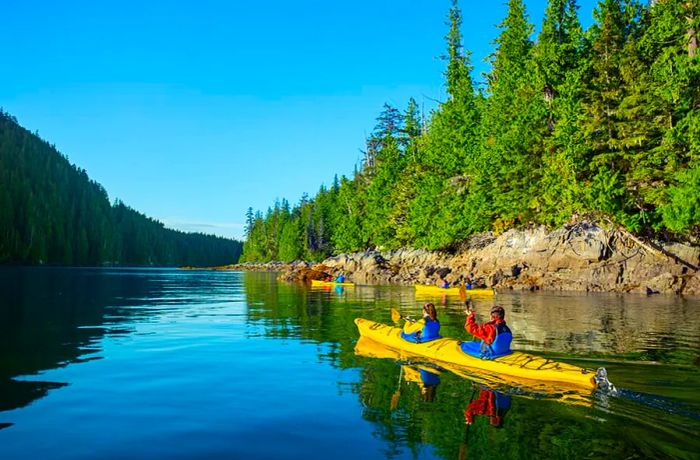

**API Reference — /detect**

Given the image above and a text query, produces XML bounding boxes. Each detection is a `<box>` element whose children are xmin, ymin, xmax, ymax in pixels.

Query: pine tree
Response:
<box><xmin>533</xmin><ymin>0</ymin><xmax>588</xmax><ymax>224</ymax></box>
<box><xmin>579</xmin><ymin>0</ymin><xmax>650</xmax><ymax>229</ymax></box>
<box><xmin>478</xmin><ymin>0</ymin><xmax>538</xmax><ymax>228</ymax></box>
<box><xmin>406</xmin><ymin>0</ymin><xmax>484</xmax><ymax>248</ymax></box>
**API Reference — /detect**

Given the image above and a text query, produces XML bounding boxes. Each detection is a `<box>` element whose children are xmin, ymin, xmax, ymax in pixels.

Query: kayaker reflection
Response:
<box><xmin>464</xmin><ymin>388</ymin><xmax>511</xmax><ymax>427</ymax></box>
<box><xmin>461</xmin><ymin>305</ymin><xmax>513</xmax><ymax>358</ymax></box>
<box><xmin>400</xmin><ymin>303</ymin><xmax>442</xmax><ymax>343</ymax></box>
<box><xmin>402</xmin><ymin>365</ymin><xmax>441</xmax><ymax>402</ymax></box>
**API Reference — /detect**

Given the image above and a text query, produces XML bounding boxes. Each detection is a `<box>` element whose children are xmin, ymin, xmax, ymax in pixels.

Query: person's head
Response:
<box><xmin>490</xmin><ymin>305</ymin><xmax>505</xmax><ymax>320</ymax></box>
<box><xmin>423</xmin><ymin>302</ymin><xmax>438</xmax><ymax>321</ymax></box>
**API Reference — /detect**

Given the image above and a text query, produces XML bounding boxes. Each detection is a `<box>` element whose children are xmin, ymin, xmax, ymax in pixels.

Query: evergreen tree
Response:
<box><xmin>579</xmin><ymin>0</ymin><xmax>649</xmax><ymax>228</ymax></box>
<box><xmin>408</xmin><ymin>0</ymin><xmax>484</xmax><ymax>248</ymax></box>
<box><xmin>533</xmin><ymin>0</ymin><xmax>588</xmax><ymax>224</ymax></box>
<box><xmin>478</xmin><ymin>0</ymin><xmax>539</xmax><ymax>228</ymax></box>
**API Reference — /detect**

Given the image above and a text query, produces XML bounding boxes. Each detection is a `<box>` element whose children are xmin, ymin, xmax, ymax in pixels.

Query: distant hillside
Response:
<box><xmin>0</xmin><ymin>110</ymin><xmax>242</xmax><ymax>266</ymax></box>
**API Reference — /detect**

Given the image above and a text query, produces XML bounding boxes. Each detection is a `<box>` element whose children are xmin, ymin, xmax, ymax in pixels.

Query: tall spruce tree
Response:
<box><xmin>409</xmin><ymin>0</ymin><xmax>483</xmax><ymax>248</ymax></box>
<box><xmin>478</xmin><ymin>0</ymin><xmax>538</xmax><ymax>228</ymax></box>
<box><xmin>533</xmin><ymin>0</ymin><xmax>588</xmax><ymax>224</ymax></box>
<box><xmin>652</xmin><ymin>0</ymin><xmax>700</xmax><ymax>233</ymax></box>
<box><xmin>580</xmin><ymin>0</ymin><xmax>649</xmax><ymax>228</ymax></box>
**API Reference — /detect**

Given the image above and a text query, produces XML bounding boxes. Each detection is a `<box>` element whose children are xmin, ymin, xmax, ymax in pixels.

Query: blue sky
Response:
<box><xmin>1</xmin><ymin>0</ymin><xmax>598</xmax><ymax>240</ymax></box>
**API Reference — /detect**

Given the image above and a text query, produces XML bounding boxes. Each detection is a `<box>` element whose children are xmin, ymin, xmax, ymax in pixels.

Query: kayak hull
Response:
<box><xmin>311</xmin><ymin>279</ymin><xmax>355</xmax><ymax>287</ymax></box>
<box><xmin>414</xmin><ymin>284</ymin><xmax>494</xmax><ymax>297</ymax></box>
<box><xmin>354</xmin><ymin>318</ymin><xmax>596</xmax><ymax>390</ymax></box>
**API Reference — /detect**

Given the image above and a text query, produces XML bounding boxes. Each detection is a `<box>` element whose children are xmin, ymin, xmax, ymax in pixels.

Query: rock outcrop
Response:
<box><xmin>227</xmin><ymin>222</ymin><xmax>700</xmax><ymax>295</ymax></box>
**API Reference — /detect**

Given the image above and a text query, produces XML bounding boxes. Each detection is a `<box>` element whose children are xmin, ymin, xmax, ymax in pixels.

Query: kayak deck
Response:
<box><xmin>354</xmin><ymin>318</ymin><xmax>596</xmax><ymax>390</ymax></box>
<box><xmin>311</xmin><ymin>279</ymin><xmax>355</xmax><ymax>287</ymax></box>
<box><xmin>414</xmin><ymin>284</ymin><xmax>495</xmax><ymax>297</ymax></box>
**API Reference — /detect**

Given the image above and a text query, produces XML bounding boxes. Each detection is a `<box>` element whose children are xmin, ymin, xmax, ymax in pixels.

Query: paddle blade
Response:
<box><xmin>391</xmin><ymin>308</ymin><xmax>401</xmax><ymax>323</ymax></box>
<box><xmin>390</xmin><ymin>390</ymin><xmax>400</xmax><ymax>410</ymax></box>
<box><xmin>459</xmin><ymin>283</ymin><xmax>467</xmax><ymax>302</ymax></box>
<box><xmin>466</xmin><ymin>297</ymin><xmax>474</xmax><ymax>312</ymax></box>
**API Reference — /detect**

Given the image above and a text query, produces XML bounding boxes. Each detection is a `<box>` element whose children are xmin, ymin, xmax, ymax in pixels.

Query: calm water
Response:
<box><xmin>0</xmin><ymin>268</ymin><xmax>698</xmax><ymax>459</ymax></box>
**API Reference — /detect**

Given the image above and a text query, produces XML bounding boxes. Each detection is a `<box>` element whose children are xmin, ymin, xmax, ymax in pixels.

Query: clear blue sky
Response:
<box><xmin>1</xmin><ymin>0</ymin><xmax>598</xmax><ymax>240</ymax></box>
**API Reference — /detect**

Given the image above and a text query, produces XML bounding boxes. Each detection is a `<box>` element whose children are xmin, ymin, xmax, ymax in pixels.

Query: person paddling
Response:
<box><xmin>400</xmin><ymin>303</ymin><xmax>442</xmax><ymax>343</ymax></box>
<box><xmin>461</xmin><ymin>305</ymin><xmax>512</xmax><ymax>359</ymax></box>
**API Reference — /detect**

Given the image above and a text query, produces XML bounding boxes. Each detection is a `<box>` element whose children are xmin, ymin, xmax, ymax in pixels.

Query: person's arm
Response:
<box><xmin>464</xmin><ymin>313</ymin><xmax>496</xmax><ymax>344</ymax></box>
<box><xmin>464</xmin><ymin>392</ymin><xmax>489</xmax><ymax>424</ymax></box>
<box><xmin>403</xmin><ymin>318</ymin><xmax>426</xmax><ymax>334</ymax></box>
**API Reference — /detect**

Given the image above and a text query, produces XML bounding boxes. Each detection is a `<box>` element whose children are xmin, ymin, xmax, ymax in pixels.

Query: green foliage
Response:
<box><xmin>241</xmin><ymin>0</ymin><xmax>699</xmax><ymax>261</ymax></box>
<box><xmin>0</xmin><ymin>111</ymin><xmax>242</xmax><ymax>266</ymax></box>
<box><xmin>660</xmin><ymin>162</ymin><xmax>700</xmax><ymax>233</ymax></box>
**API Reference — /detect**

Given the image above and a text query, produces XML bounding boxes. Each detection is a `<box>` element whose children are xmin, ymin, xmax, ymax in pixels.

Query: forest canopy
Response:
<box><xmin>0</xmin><ymin>111</ymin><xmax>242</xmax><ymax>266</ymax></box>
<box><xmin>242</xmin><ymin>0</ymin><xmax>700</xmax><ymax>263</ymax></box>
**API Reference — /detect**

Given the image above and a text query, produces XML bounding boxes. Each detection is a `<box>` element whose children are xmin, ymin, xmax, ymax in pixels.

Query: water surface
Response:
<box><xmin>0</xmin><ymin>268</ymin><xmax>698</xmax><ymax>459</ymax></box>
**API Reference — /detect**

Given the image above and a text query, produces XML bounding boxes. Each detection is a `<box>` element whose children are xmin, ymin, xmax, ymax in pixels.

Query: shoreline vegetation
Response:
<box><xmin>196</xmin><ymin>221</ymin><xmax>700</xmax><ymax>296</ymax></box>
<box><xmin>238</xmin><ymin>0</ymin><xmax>700</xmax><ymax>294</ymax></box>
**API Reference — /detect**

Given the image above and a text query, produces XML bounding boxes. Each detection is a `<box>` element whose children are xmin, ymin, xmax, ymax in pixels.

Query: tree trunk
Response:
<box><xmin>688</xmin><ymin>3</ymin><xmax>697</xmax><ymax>58</ymax></box>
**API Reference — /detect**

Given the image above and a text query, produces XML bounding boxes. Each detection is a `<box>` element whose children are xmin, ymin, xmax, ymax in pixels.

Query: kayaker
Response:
<box><xmin>461</xmin><ymin>305</ymin><xmax>512</xmax><ymax>358</ymax></box>
<box><xmin>334</xmin><ymin>273</ymin><xmax>346</xmax><ymax>283</ymax></box>
<box><xmin>464</xmin><ymin>273</ymin><xmax>474</xmax><ymax>289</ymax></box>
<box><xmin>437</xmin><ymin>277</ymin><xmax>450</xmax><ymax>289</ymax></box>
<box><xmin>464</xmin><ymin>388</ymin><xmax>510</xmax><ymax>427</ymax></box>
<box><xmin>400</xmin><ymin>303</ymin><xmax>441</xmax><ymax>343</ymax></box>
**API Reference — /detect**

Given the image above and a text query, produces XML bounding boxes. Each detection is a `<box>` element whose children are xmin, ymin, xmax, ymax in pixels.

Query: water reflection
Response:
<box><xmin>463</xmin><ymin>388</ymin><xmax>510</xmax><ymax>427</ymax></box>
<box><xmin>1</xmin><ymin>269</ymin><xmax>698</xmax><ymax>459</ymax></box>
<box><xmin>0</xmin><ymin>267</ymin><xmax>241</xmax><ymax>416</ymax></box>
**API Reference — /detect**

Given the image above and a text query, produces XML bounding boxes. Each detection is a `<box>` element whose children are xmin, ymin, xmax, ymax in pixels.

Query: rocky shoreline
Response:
<box><xmin>219</xmin><ymin>222</ymin><xmax>700</xmax><ymax>295</ymax></box>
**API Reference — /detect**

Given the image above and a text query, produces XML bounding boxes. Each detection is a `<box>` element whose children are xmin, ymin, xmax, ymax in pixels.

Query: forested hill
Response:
<box><xmin>0</xmin><ymin>110</ymin><xmax>242</xmax><ymax>266</ymax></box>
<box><xmin>242</xmin><ymin>0</ymin><xmax>699</xmax><ymax>263</ymax></box>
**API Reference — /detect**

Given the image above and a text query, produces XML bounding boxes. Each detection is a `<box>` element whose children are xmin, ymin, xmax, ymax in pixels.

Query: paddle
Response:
<box><xmin>459</xmin><ymin>283</ymin><xmax>474</xmax><ymax>313</ymax></box>
<box><xmin>390</xmin><ymin>364</ymin><xmax>403</xmax><ymax>410</ymax></box>
<box><xmin>391</xmin><ymin>307</ymin><xmax>415</xmax><ymax>323</ymax></box>
<box><xmin>458</xmin><ymin>383</ymin><xmax>479</xmax><ymax>460</ymax></box>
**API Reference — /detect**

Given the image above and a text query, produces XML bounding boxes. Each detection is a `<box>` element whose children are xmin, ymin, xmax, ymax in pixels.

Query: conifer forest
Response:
<box><xmin>242</xmin><ymin>0</ymin><xmax>700</xmax><ymax>262</ymax></box>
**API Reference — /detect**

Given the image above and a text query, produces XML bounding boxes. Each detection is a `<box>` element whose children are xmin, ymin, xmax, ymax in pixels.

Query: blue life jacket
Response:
<box><xmin>335</xmin><ymin>275</ymin><xmax>345</xmax><ymax>282</ymax></box>
<box><xmin>419</xmin><ymin>368</ymin><xmax>441</xmax><ymax>386</ymax></box>
<box><xmin>401</xmin><ymin>318</ymin><xmax>442</xmax><ymax>343</ymax></box>
<box><xmin>494</xmin><ymin>391</ymin><xmax>511</xmax><ymax>411</ymax></box>
<box><xmin>460</xmin><ymin>322</ymin><xmax>512</xmax><ymax>359</ymax></box>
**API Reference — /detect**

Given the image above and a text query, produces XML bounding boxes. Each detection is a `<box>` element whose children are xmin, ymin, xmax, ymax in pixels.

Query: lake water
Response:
<box><xmin>0</xmin><ymin>267</ymin><xmax>698</xmax><ymax>459</ymax></box>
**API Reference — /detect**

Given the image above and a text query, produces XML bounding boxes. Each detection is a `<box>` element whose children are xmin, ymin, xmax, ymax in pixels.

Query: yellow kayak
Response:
<box><xmin>414</xmin><ymin>284</ymin><xmax>494</xmax><ymax>297</ymax></box>
<box><xmin>355</xmin><ymin>335</ymin><xmax>593</xmax><ymax>405</ymax></box>
<box><xmin>354</xmin><ymin>318</ymin><xmax>598</xmax><ymax>390</ymax></box>
<box><xmin>311</xmin><ymin>279</ymin><xmax>355</xmax><ymax>287</ymax></box>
